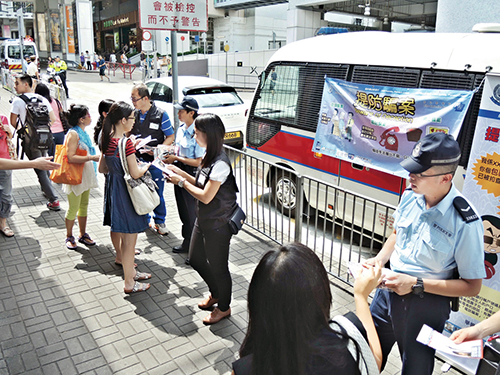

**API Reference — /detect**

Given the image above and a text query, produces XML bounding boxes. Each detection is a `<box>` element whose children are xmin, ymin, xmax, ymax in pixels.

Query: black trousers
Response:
<box><xmin>174</xmin><ymin>163</ymin><xmax>197</xmax><ymax>251</ymax></box>
<box><xmin>57</xmin><ymin>71</ymin><xmax>68</xmax><ymax>97</ymax></box>
<box><xmin>189</xmin><ymin>220</ymin><xmax>233</xmax><ymax>311</ymax></box>
<box><xmin>370</xmin><ymin>288</ymin><xmax>451</xmax><ymax>375</ymax></box>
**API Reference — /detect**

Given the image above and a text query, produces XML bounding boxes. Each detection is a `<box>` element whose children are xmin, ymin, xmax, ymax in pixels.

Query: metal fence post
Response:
<box><xmin>294</xmin><ymin>174</ymin><xmax>303</xmax><ymax>243</ymax></box>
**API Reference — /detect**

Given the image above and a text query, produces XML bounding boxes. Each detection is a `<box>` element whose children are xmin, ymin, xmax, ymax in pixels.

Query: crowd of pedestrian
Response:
<box><xmin>0</xmin><ymin>64</ymin><xmax>490</xmax><ymax>374</ymax></box>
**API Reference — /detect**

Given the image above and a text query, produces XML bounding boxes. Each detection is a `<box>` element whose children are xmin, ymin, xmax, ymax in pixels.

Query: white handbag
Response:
<box><xmin>118</xmin><ymin>137</ymin><xmax>160</xmax><ymax>215</ymax></box>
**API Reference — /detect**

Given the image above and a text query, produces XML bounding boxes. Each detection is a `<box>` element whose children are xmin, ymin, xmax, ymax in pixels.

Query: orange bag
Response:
<box><xmin>50</xmin><ymin>142</ymin><xmax>87</xmax><ymax>185</ymax></box>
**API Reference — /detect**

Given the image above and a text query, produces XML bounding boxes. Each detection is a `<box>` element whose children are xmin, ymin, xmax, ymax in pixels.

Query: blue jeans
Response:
<box><xmin>49</xmin><ymin>131</ymin><xmax>65</xmax><ymax>158</ymax></box>
<box><xmin>0</xmin><ymin>169</ymin><xmax>12</xmax><ymax>218</ymax></box>
<box><xmin>147</xmin><ymin>164</ymin><xmax>166</xmax><ymax>224</ymax></box>
<box><xmin>24</xmin><ymin>148</ymin><xmax>58</xmax><ymax>202</ymax></box>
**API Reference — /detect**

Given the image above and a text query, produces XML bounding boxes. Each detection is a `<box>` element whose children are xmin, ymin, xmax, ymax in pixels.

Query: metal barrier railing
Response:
<box><xmin>224</xmin><ymin>145</ymin><xmax>397</xmax><ymax>285</ymax></box>
<box><xmin>1</xmin><ymin>68</ymin><xmax>68</xmax><ymax>110</ymax></box>
<box><xmin>227</xmin><ymin>74</ymin><xmax>259</xmax><ymax>89</ymax></box>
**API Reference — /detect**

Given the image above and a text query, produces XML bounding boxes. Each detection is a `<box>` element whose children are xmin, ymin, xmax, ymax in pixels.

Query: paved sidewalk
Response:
<box><xmin>0</xmin><ymin>77</ymin><xmax>465</xmax><ymax>374</ymax></box>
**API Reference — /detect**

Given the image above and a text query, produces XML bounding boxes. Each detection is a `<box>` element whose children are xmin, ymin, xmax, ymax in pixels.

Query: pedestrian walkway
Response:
<box><xmin>0</xmin><ymin>78</ymin><xmax>464</xmax><ymax>375</ymax></box>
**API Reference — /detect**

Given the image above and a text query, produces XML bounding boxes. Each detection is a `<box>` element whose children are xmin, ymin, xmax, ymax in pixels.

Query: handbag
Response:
<box><xmin>49</xmin><ymin>139</ymin><xmax>86</xmax><ymax>185</ymax></box>
<box><xmin>7</xmin><ymin>137</ymin><xmax>17</xmax><ymax>160</ymax></box>
<box><xmin>229</xmin><ymin>204</ymin><xmax>246</xmax><ymax>234</ymax></box>
<box><xmin>118</xmin><ymin>137</ymin><xmax>160</xmax><ymax>216</ymax></box>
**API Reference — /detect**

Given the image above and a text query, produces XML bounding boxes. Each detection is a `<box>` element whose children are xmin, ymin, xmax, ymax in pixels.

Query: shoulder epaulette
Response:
<box><xmin>453</xmin><ymin>196</ymin><xmax>479</xmax><ymax>223</ymax></box>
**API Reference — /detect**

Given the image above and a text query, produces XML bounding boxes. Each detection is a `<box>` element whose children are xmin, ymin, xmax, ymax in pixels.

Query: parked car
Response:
<box><xmin>145</xmin><ymin>76</ymin><xmax>248</xmax><ymax>148</ymax></box>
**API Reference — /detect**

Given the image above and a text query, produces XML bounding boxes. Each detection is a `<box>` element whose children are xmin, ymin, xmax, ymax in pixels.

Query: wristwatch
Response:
<box><xmin>412</xmin><ymin>277</ymin><xmax>424</xmax><ymax>298</ymax></box>
<box><xmin>178</xmin><ymin>178</ymin><xmax>186</xmax><ymax>189</ymax></box>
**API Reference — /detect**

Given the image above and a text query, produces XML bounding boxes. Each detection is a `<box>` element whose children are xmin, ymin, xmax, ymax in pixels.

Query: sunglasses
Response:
<box><xmin>130</xmin><ymin>96</ymin><xmax>145</xmax><ymax>103</ymax></box>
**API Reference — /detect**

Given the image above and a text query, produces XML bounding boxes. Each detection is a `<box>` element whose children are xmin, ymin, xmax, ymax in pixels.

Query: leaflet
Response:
<box><xmin>152</xmin><ymin>158</ymin><xmax>173</xmax><ymax>177</ymax></box>
<box><xmin>347</xmin><ymin>261</ymin><xmax>391</xmax><ymax>289</ymax></box>
<box><xmin>416</xmin><ymin>324</ymin><xmax>483</xmax><ymax>359</ymax></box>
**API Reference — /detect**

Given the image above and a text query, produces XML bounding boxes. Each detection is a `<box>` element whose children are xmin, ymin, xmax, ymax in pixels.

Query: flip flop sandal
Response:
<box><xmin>133</xmin><ymin>271</ymin><xmax>152</xmax><ymax>281</ymax></box>
<box><xmin>66</xmin><ymin>236</ymin><xmax>77</xmax><ymax>250</ymax></box>
<box><xmin>124</xmin><ymin>281</ymin><xmax>150</xmax><ymax>294</ymax></box>
<box><xmin>135</xmin><ymin>248</ymin><xmax>142</xmax><ymax>255</ymax></box>
<box><xmin>78</xmin><ymin>233</ymin><xmax>96</xmax><ymax>246</ymax></box>
<box><xmin>0</xmin><ymin>227</ymin><xmax>14</xmax><ymax>237</ymax></box>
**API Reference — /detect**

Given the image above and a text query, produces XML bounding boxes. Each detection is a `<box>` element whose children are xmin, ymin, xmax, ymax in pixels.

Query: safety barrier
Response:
<box><xmin>224</xmin><ymin>145</ymin><xmax>397</xmax><ymax>286</ymax></box>
<box><xmin>106</xmin><ymin>62</ymin><xmax>120</xmax><ymax>77</ymax></box>
<box><xmin>1</xmin><ymin>68</ymin><xmax>67</xmax><ymax>110</ymax></box>
<box><xmin>119</xmin><ymin>63</ymin><xmax>136</xmax><ymax>80</ymax></box>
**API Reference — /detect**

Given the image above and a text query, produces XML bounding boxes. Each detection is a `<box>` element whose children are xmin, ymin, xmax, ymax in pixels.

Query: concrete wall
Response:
<box><xmin>436</xmin><ymin>0</ymin><xmax>500</xmax><ymax>33</ymax></box>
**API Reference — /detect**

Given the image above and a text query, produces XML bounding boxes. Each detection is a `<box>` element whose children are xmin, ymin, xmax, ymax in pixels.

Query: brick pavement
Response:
<box><xmin>0</xmin><ymin>75</ymin><xmax>466</xmax><ymax>375</ymax></box>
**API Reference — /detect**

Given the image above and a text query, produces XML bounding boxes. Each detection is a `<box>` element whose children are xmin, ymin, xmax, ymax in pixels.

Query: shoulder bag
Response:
<box><xmin>330</xmin><ymin>312</ymin><xmax>380</xmax><ymax>375</ymax></box>
<box><xmin>118</xmin><ymin>137</ymin><xmax>160</xmax><ymax>215</ymax></box>
<box><xmin>229</xmin><ymin>205</ymin><xmax>246</xmax><ymax>234</ymax></box>
<box><xmin>50</xmin><ymin>136</ymin><xmax>86</xmax><ymax>185</ymax></box>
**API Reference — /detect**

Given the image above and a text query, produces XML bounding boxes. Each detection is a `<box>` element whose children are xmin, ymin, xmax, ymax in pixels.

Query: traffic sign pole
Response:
<box><xmin>171</xmin><ymin>30</ymin><xmax>179</xmax><ymax>132</ymax></box>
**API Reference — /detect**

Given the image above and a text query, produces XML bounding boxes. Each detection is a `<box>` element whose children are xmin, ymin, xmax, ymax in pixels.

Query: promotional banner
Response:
<box><xmin>440</xmin><ymin>74</ymin><xmax>500</xmax><ymax>374</ymax></box>
<box><xmin>313</xmin><ymin>77</ymin><xmax>475</xmax><ymax>178</ymax></box>
<box><xmin>50</xmin><ymin>11</ymin><xmax>62</xmax><ymax>52</ymax></box>
<box><xmin>65</xmin><ymin>6</ymin><xmax>75</xmax><ymax>54</ymax></box>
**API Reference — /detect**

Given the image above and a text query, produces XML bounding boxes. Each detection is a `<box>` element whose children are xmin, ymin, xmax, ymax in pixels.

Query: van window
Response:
<box><xmin>253</xmin><ymin>63</ymin><xmax>349</xmax><ymax>132</ymax></box>
<box><xmin>8</xmin><ymin>45</ymin><xmax>36</xmax><ymax>59</ymax></box>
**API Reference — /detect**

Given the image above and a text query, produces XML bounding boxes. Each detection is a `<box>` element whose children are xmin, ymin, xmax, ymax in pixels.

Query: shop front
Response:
<box><xmin>95</xmin><ymin>10</ymin><xmax>141</xmax><ymax>55</ymax></box>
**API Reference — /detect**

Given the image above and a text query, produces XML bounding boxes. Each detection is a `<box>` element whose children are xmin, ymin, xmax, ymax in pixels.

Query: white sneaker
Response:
<box><xmin>155</xmin><ymin>223</ymin><xmax>169</xmax><ymax>235</ymax></box>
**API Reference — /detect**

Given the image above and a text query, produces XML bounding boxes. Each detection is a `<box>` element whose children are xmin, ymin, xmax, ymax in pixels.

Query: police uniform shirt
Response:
<box><xmin>138</xmin><ymin>108</ymin><xmax>173</xmax><ymax>139</ymax></box>
<box><xmin>390</xmin><ymin>185</ymin><xmax>486</xmax><ymax>281</ymax></box>
<box><xmin>175</xmin><ymin>124</ymin><xmax>205</xmax><ymax>160</ymax></box>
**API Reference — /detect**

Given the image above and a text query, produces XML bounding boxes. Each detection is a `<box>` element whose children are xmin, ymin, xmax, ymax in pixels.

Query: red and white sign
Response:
<box><xmin>139</xmin><ymin>0</ymin><xmax>208</xmax><ymax>32</ymax></box>
<box><xmin>143</xmin><ymin>30</ymin><xmax>152</xmax><ymax>41</ymax></box>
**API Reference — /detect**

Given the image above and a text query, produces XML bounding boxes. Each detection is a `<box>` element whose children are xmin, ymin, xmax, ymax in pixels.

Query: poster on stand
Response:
<box><xmin>50</xmin><ymin>11</ymin><xmax>62</xmax><ymax>52</ymax></box>
<box><xmin>440</xmin><ymin>73</ymin><xmax>500</xmax><ymax>374</ymax></box>
<box><xmin>313</xmin><ymin>77</ymin><xmax>475</xmax><ymax>178</ymax></box>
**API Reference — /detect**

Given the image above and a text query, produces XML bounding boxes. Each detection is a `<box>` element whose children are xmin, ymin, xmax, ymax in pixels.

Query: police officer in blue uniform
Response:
<box><xmin>365</xmin><ymin>132</ymin><xmax>486</xmax><ymax>375</ymax></box>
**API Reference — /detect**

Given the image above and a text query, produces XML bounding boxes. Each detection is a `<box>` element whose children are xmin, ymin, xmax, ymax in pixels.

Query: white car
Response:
<box><xmin>145</xmin><ymin>76</ymin><xmax>248</xmax><ymax>148</ymax></box>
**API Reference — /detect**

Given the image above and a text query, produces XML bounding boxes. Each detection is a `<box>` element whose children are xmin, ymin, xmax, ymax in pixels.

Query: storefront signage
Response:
<box><xmin>103</xmin><ymin>16</ymin><xmax>130</xmax><ymax>29</ymax></box>
<box><xmin>138</xmin><ymin>0</ymin><xmax>208</xmax><ymax>32</ymax></box>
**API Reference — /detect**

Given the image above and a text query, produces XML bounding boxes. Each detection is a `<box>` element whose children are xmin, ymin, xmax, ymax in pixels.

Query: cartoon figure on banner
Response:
<box><xmin>338</xmin><ymin>111</ymin><xmax>346</xmax><ymax>137</ymax></box>
<box><xmin>379</xmin><ymin>126</ymin><xmax>399</xmax><ymax>151</ymax></box>
<box><xmin>331</xmin><ymin>108</ymin><xmax>341</xmax><ymax>137</ymax></box>
<box><xmin>483</xmin><ymin>215</ymin><xmax>500</xmax><ymax>279</ymax></box>
<box><xmin>345</xmin><ymin>112</ymin><xmax>354</xmax><ymax>142</ymax></box>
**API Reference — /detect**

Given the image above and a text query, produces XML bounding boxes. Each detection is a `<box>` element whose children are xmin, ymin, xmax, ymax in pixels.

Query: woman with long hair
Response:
<box><xmin>233</xmin><ymin>243</ymin><xmax>383</xmax><ymax>375</ymax></box>
<box><xmin>62</xmin><ymin>104</ymin><xmax>99</xmax><ymax>250</ymax></box>
<box><xmin>166</xmin><ymin>113</ymin><xmax>238</xmax><ymax>324</ymax></box>
<box><xmin>35</xmin><ymin>83</ymin><xmax>68</xmax><ymax>158</ymax></box>
<box><xmin>98</xmin><ymin>101</ymin><xmax>152</xmax><ymax>294</ymax></box>
<box><xmin>94</xmin><ymin>99</ymin><xmax>115</xmax><ymax>149</ymax></box>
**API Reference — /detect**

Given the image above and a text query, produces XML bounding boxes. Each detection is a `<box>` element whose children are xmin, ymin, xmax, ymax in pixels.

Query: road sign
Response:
<box><xmin>201</xmin><ymin>32</ymin><xmax>207</xmax><ymax>40</ymax></box>
<box><xmin>224</xmin><ymin>44</ymin><xmax>229</xmax><ymax>52</ymax></box>
<box><xmin>194</xmin><ymin>35</ymin><xmax>200</xmax><ymax>43</ymax></box>
<box><xmin>165</xmin><ymin>36</ymin><xmax>169</xmax><ymax>42</ymax></box>
<box><xmin>181</xmin><ymin>36</ymin><xmax>185</xmax><ymax>41</ymax></box>
<box><xmin>139</xmin><ymin>0</ymin><xmax>208</xmax><ymax>32</ymax></box>
<box><xmin>142</xmin><ymin>40</ymin><xmax>153</xmax><ymax>51</ymax></box>
<box><xmin>143</xmin><ymin>30</ymin><xmax>152</xmax><ymax>41</ymax></box>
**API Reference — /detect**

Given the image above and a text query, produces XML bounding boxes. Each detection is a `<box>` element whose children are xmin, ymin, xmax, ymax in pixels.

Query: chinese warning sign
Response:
<box><xmin>139</xmin><ymin>0</ymin><xmax>208</xmax><ymax>32</ymax></box>
<box><xmin>313</xmin><ymin>77</ymin><xmax>475</xmax><ymax>178</ymax></box>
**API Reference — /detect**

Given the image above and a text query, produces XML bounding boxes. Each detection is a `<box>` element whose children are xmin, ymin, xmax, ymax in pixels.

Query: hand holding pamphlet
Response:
<box><xmin>417</xmin><ymin>324</ymin><xmax>483</xmax><ymax>359</ymax></box>
<box><xmin>348</xmin><ymin>261</ymin><xmax>391</xmax><ymax>289</ymax></box>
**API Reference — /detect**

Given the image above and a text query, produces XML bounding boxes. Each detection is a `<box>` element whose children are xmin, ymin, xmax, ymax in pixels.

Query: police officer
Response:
<box><xmin>163</xmin><ymin>97</ymin><xmax>205</xmax><ymax>261</ymax></box>
<box><xmin>364</xmin><ymin>132</ymin><xmax>486</xmax><ymax>375</ymax></box>
<box><xmin>54</xmin><ymin>56</ymin><xmax>68</xmax><ymax>98</ymax></box>
<box><xmin>130</xmin><ymin>83</ymin><xmax>174</xmax><ymax>235</ymax></box>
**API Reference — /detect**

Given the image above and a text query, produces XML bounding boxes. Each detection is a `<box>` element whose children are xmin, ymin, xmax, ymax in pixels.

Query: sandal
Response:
<box><xmin>78</xmin><ymin>233</ymin><xmax>96</xmax><ymax>246</ymax></box>
<box><xmin>124</xmin><ymin>281</ymin><xmax>150</xmax><ymax>294</ymax></box>
<box><xmin>66</xmin><ymin>236</ymin><xmax>77</xmax><ymax>250</ymax></box>
<box><xmin>0</xmin><ymin>227</ymin><xmax>14</xmax><ymax>237</ymax></box>
<box><xmin>133</xmin><ymin>271</ymin><xmax>151</xmax><ymax>281</ymax></box>
<box><xmin>135</xmin><ymin>248</ymin><xmax>142</xmax><ymax>255</ymax></box>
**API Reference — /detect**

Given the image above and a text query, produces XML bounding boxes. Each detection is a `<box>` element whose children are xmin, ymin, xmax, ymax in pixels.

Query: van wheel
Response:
<box><xmin>271</xmin><ymin>171</ymin><xmax>306</xmax><ymax>218</ymax></box>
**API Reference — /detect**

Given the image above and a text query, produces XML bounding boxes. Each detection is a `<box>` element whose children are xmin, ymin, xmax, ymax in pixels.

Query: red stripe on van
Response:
<box><xmin>257</xmin><ymin>131</ymin><xmax>402</xmax><ymax>194</ymax></box>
